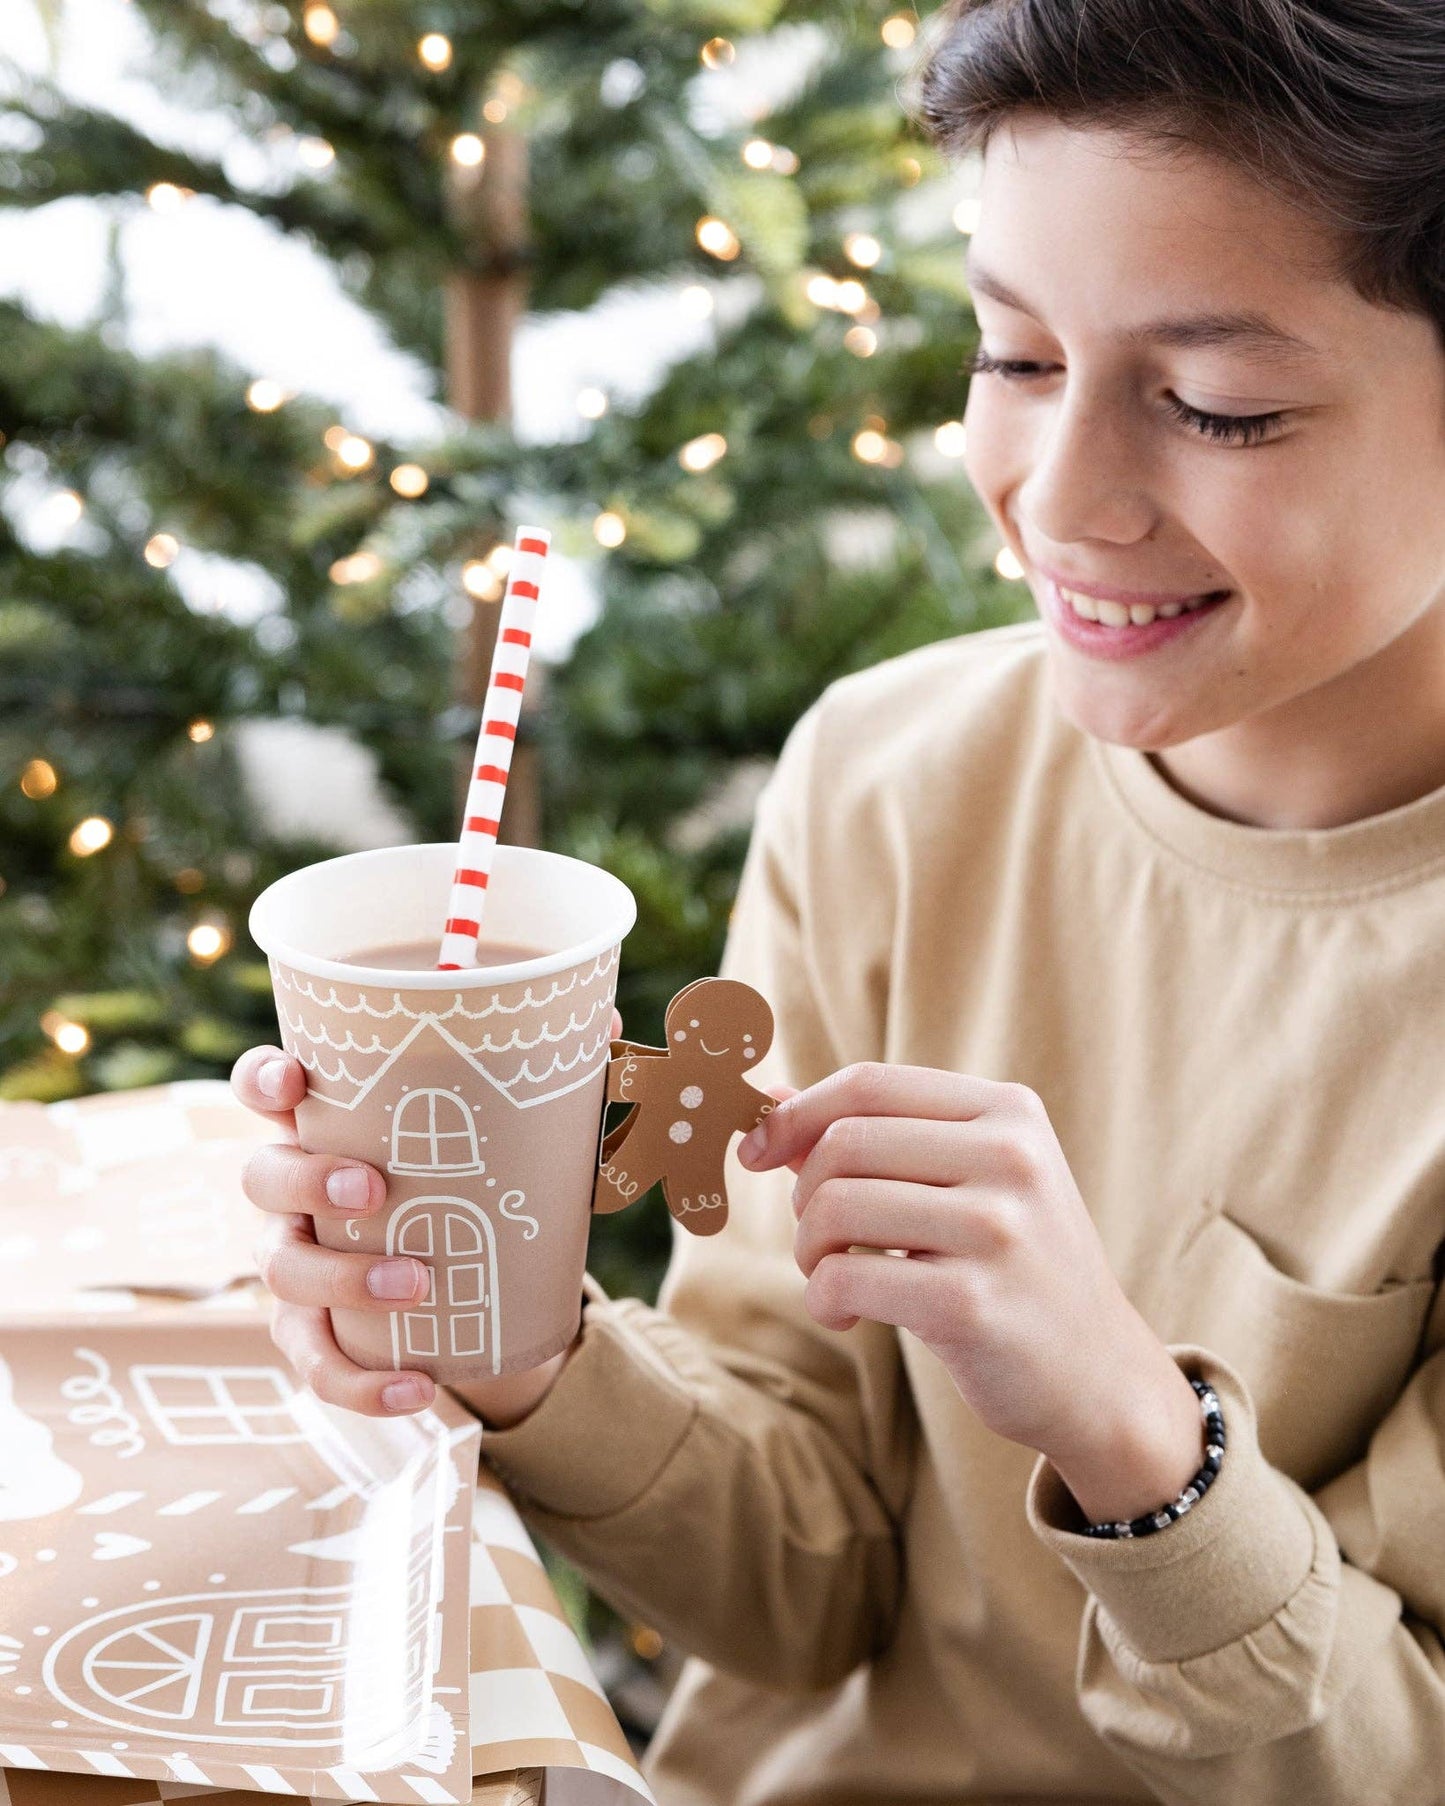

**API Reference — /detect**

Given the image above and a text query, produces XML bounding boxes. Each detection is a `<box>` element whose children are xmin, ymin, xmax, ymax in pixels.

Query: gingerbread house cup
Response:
<box><xmin>250</xmin><ymin>844</ymin><xmax>635</xmax><ymax>1382</ymax></box>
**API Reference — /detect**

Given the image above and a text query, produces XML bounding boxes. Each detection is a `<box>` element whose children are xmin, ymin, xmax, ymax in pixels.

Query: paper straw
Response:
<box><xmin>437</xmin><ymin>525</ymin><xmax>550</xmax><ymax>969</ymax></box>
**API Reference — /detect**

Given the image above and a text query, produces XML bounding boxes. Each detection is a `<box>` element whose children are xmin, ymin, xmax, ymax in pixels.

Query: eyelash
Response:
<box><xmin>964</xmin><ymin>348</ymin><xmax>1286</xmax><ymax>448</ymax></box>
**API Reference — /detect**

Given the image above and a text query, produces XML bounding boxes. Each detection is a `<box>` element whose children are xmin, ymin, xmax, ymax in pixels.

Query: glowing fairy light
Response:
<box><xmin>934</xmin><ymin>421</ymin><xmax>968</xmax><ymax>457</ymax></box>
<box><xmin>696</xmin><ymin>216</ymin><xmax>741</xmax><ymax>260</ymax></box>
<box><xmin>450</xmin><ymin>133</ymin><xmax>485</xmax><ymax>168</ymax></box>
<box><xmin>389</xmin><ymin>463</ymin><xmax>429</xmax><ymax>497</ymax></box>
<box><xmin>144</xmin><ymin>533</ymin><xmax>179</xmax><ymax>568</ymax></box>
<box><xmin>700</xmin><ymin>37</ymin><xmax>735</xmax><ymax>68</ymax></box>
<box><xmin>303</xmin><ymin>4</ymin><xmax>339</xmax><ymax>47</ymax></box>
<box><xmin>679</xmin><ymin>433</ymin><xmax>728</xmax><ymax>473</ymax></box>
<box><xmin>461</xmin><ymin>560</ymin><xmax>504</xmax><ymax>601</ymax></box>
<box><xmin>68</xmin><ymin>816</ymin><xmax>114</xmax><ymax>856</ymax></box>
<box><xmin>844</xmin><ymin>232</ymin><xmax>882</xmax><ymax>269</ymax></box>
<box><xmin>593</xmin><ymin>511</ymin><xmax>627</xmax><ymax>548</ymax></box>
<box><xmin>417</xmin><ymin>33</ymin><xmax>452</xmax><ymax>71</ymax></box>
<box><xmin>246</xmin><ymin>378</ymin><xmax>286</xmax><ymax>412</ymax></box>
<box><xmin>995</xmin><ymin>547</ymin><xmax>1026</xmax><ymax>580</ymax></box>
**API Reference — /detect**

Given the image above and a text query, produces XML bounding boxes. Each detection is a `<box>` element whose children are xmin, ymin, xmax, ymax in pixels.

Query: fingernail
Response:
<box><xmin>382</xmin><ymin>1378</ymin><xmax>430</xmax><ymax>1412</ymax></box>
<box><xmin>326</xmin><ymin>1167</ymin><xmax>372</xmax><ymax>1213</ymax></box>
<box><xmin>368</xmin><ymin>1260</ymin><xmax>422</xmax><ymax>1301</ymax></box>
<box><xmin>257</xmin><ymin>1059</ymin><xmax>288</xmax><ymax>1102</ymax></box>
<box><xmin>739</xmin><ymin>1126</ymin><xmax>767</xmax><ymax>1166</ymax></box>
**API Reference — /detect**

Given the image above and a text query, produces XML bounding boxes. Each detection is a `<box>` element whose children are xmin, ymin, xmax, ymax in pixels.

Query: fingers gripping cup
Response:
<box><xmin>250</xmin><ymin>842</ymin><xmax>635</xmax><ymax>1382</ymax></box>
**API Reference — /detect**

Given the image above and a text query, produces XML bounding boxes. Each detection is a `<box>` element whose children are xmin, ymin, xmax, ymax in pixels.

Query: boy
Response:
<box><xmin>233</xmin><ymin>2</ymin><xmax>1445</xmax><ymax>1799</ymax></box>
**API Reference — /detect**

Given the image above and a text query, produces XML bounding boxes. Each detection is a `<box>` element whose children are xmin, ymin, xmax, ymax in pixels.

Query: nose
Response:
<box><xmin>1016</xmin><ymin>381</ymin><xmax>1159</xmax><ymax>550</ymax></box>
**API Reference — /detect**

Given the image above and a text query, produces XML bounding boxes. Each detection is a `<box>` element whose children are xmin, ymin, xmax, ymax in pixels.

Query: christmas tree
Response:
<box><xmin>0</xmin><ymin>0</ymin><xmax>1029</xmax><ymax>1300</ymax></box>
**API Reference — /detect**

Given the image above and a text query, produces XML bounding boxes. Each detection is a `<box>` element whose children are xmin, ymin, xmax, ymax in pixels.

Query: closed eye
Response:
<box><xmin>965</xmin><ymin>347</ymin><xmax>1288</xmax><ymax>448</ymax></box>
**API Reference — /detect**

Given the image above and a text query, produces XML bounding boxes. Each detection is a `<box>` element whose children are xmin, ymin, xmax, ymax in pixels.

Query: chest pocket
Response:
<box><xmin>1159</xmin><ymin>1202</ymin><xmax>1436</xmax><ymax>1493</ymax></box>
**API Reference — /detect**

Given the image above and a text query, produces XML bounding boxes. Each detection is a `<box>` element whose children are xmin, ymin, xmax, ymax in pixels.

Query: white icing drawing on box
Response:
<box><xmin>0</xmin><ymin>1357</ymin><xmax>85</xmax><ymax>1519</ymax></box>
<box><xmin>129</xmin><ymin>1366</ymin><xmax>301</xmax><ymax>1447</ymax></box>
<box><xmin>91</xmin><ymin>1532</ymin><xmax>153</xmax><ymax>1561</ymax></box>
<box><xmin>386</xmin><ymin>1199</ymin><xmax>502</xmax><ymax>1374</ymax></box>
<box><xmin>387</xmin><ymin>1088</ymin><xmax>486</xmax><ymax>1177</ymax></box>
<box><xmin>60</xmin><ymin>1350</ymin><xmax>145</xmax><ymax>1461</ymax></box>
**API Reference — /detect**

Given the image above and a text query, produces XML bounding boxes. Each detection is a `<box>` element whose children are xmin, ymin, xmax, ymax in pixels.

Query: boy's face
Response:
<box><xmin>964</xmin><ymin>117</ymin><xmax>1445</xmax><ymax>759</ymax></box>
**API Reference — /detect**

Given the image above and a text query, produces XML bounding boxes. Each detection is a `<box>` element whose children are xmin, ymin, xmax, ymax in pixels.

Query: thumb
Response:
<box><xmin>757</xmin><ymin>1083</ymin><xmax>809</xmax><ymax>1174</ymax></box>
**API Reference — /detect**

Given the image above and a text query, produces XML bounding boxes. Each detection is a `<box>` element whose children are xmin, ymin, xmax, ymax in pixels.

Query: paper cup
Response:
<box><xmin>250</xmin><ymin>843</ymin><xmax>635</xmax><ymax>1382</ymax></box>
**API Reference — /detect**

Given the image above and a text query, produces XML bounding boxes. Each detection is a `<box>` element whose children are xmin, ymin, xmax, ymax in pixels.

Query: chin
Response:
<box><xmin>1046</xmin><ymin>663</ymin><xmax>1191</xmax><ymax>753</ymax></box>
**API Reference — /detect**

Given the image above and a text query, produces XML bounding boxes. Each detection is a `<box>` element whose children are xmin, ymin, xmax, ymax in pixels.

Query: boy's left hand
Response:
<box><xmin>738</xmin><ymin>1063</ymin><xmax>1205</xmax><ymax>1524</ymax></box>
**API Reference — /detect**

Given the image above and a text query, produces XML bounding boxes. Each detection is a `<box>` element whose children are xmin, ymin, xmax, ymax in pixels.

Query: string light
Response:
<box><xmin>851</xmin><ymin>429</ymin><xmax>904</xmax><ymax>468</ymax></box>
<box><xmin>450</xmin><ymin>133</ymin><xmax>485</xmax><ymax>168</ymax></box>
<box><xmin>144</xmin><ymin>533</ymin><xmax>179</xmax><ymax>568</ymax></box>
<box><xmin>769</xmin><ymin>146</ymin><xmax>800</xmax><ymax>175</ymax></box>
<box><xmin>44</xmin><ymin>1014</ymin><xmax>91</xmax><ymax>1056</ymax></box>
<box><xmin>68</xmin><ymin>816</ymin><xmax>114</xmax><ymax>857</ymax></box>
<box><xmin>700</xmin><ymin>37</ymin><xmax>735</xmax><ymax>68</ymax></box>
<box><xmin>187</xmin><ymin>920</ymin><xmax>232</xmax><ymax>965</ymax></box>
<box><xmin>953</xmin><ymin>198</ymin><xmax>982</xmax><ymax>234</ymax></box>
<box><xmin>833</xmin><ymin>279</ymin><xmax>869</xmax><ymax>315</ymax></box>
<box><xmin>741</xmin><ymin>139</ymin><xmax>774</xmax><ymax>170</ymax></box>
<box><xmin>843</xmin><ymin>325</ymin><xmax>878</xmax><ymax>357</ymax></box>
<box><xmin>298</xmin><ymin>137</ymin><xmax>335</xmax><ymax>169</ymax></box>
<box><xmin>334</xmin><ymin>433</ymin><xmax>374</xmax><ymax>471</ymax></box>
<box><xmin>45</xmin><ymin>490</ymin><xmax>84</xmax><ymax>529</ymax></box>
<box><xmin>593</xmin><ymin>511</ymin><xmax>627</xmax><ymax>548</ymax></box>
<box><xmin>145</xmin><ymin>182</ymin><xmax>192</xmax><ymax>212</ymax></box>
<box><xmin>389</xmin><ymin>463</ymin><xmax>429</xmax><ymax>497</ymax></box>
<box><xmin>844</xmin><ymin>232</ymin><xmax>882</xmax><ymax>269</ymax></box>
<box><xmin>482</xmin><ymin>98</ymin><xmax>508</xmax><ymax>123</ymax></box>
<box><xmin>246</xmin><ymin>378</ymin><xmax>286</xmax><ymax>412</ymax></box>
<box><xmin>576</xmin><ymin>387</ymin><xmax>609</xmax><ymax>420</ymax></box>
<box><xmin>302</xmin><ymin>3</ymin><xmax>339</xmax><ymax>46</ymax></box>
<box><xmin>174</xmin><ymin>867</ymin><xmax>205</xmax><ymax>894</ymax></box>
<box><xmin>696</xmin><ymin>216</ymin><xmax>741</xmax><ymax>261</ymax></box>
<box><xmin>417</xmin><ymin>32</ymin><xmax>452</xmax><ymax>71</ymax></box>
<box><xmin>323</xmin><ymin>425</ymin><xmax>349</xmax><ymax>450</ymax></box>
<box><xmin>806</xmin><ymin>274</ymin><xmax>839</xmax><ymax>308</ymax></box>
<box><xmin>934</xmin><ymin>421</ymin><xmax>969</xmax><ymax>457</ymax></box>
<box><xmin>899</xmin><ymin>156</ymin><xmax>922</xmax><ymax>186</ymax></box>
<box><xmin>679</xmin><ymin>284</ymin><xmax>714</xmax><ymax>319</ymax></box>
<box><xmin>330</xmin><ymin>551</ymin><xmax>382</xmax><ymax>585</ymax></box>
<box><xmin>881</xmin><ymin>14</ymin><xmax>917</xmax><ymax>47</ymax></box>
<box><xmin>187</xmin><ymin>719</ymin><xmax>215</xmax><ymax>743</ymax></box>
<box><xmin>678</xmin><ymin>432</ymin><xmax>728</xmax><ymax>473</ymax></box>
<box><xmin>995</xmin><ymin>547</ymin><xmax>1026</xmax><ymax>580</ymax></box>
<box><xmin>461</xmin><ymin>560</ymin><xmax>504</xmax><ymax>601</ymax></box>
<box><xmin>20</xmin><ymin>759</ymin><xmax>58</xmax><ymax>799</ymax></box>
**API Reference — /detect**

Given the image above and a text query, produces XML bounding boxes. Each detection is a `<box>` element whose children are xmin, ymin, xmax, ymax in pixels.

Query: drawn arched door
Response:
<box><xmin>386</xmin><ymin>1197</ymin><xmax>501</xmax><ymax>1373</ymax></box>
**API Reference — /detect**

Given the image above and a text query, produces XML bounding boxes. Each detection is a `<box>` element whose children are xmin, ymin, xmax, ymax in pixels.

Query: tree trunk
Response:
<box><xmin>443</xmin><ymin>122</ymin><xmax>540</xmax><ymax>847</ymax></box>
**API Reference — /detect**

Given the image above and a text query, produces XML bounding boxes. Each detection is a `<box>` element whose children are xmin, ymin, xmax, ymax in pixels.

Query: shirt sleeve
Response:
<box><xmin>1025</xmin><ymin>1297</ymin><xmax>1445</xmax><ymax>1804</ymax></box>
<box><xmin>477</xmin><ymin>702</ymin><xmax>916</xmax><ymax>1693</ymax></box>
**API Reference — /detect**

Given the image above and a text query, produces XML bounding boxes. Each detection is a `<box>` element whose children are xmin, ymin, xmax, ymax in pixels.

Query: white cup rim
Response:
<box><xmin>249</xmin><ymin>843</ymin><xmax>636</xmax><ymax>991</ymax></box>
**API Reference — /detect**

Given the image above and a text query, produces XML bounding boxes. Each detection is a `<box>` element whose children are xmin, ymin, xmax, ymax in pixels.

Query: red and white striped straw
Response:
<box><xmin>437</xmin><ymin>525</ymin><xmax>550</xmax><ymax>970</ymax></box>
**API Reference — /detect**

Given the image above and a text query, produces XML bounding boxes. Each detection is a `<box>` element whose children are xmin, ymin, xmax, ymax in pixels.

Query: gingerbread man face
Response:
<box><xmin>664</xmin><ymin>978</ymin><xmax>773</xmax><ymax>1071</ymax></box>
<box><xmin>593</xmin><ymin>977</ymin><xmax>777</xmax><ymax>1236</ymax></box>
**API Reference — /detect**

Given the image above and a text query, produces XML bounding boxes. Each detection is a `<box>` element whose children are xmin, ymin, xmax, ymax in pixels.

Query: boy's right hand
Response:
<box><xmin>231</xmin><ymin>1029</ymin><xmax>617</xmax><ymax>1423</ymax></box>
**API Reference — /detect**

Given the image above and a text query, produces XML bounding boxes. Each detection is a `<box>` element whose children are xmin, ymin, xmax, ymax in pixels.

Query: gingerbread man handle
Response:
<box><xmin>591</xmin><ymin>977</ymin><xmax>776</xmax><ymax>1236</ymax></box>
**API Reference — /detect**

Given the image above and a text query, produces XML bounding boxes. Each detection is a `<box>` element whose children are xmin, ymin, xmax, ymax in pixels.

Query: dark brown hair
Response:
<box><xmin>914</xmin><ymin>0</ymin><xmax>1445</xmax><ymax>337</ymax></box>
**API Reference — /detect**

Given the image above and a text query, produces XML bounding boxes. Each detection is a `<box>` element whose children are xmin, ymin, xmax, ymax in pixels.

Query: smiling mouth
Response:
<box><xmin>1055</xmin><ymin>582</ymin><xmax>1232</xmax><ymax>627</ymax></box>
<box><xmin>699</xmin><ymin>1040</ymin><xmax>730</xmax><ymax>1056</ymax></box>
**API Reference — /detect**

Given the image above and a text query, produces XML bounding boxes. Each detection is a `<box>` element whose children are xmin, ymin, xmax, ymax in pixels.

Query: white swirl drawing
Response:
<box><xmin>497</xmin><ymin>1189</ymin><xmax>538</xmax><ymax>1239</ymax></box>
<box><xmin>61</xmin><ymin>1349</ymin><xmax>146</xmax><ymax>1460</ymax></box>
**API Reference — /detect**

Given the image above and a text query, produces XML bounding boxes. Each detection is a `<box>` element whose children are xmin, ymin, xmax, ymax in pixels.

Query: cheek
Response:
<box><xmin>961</xmin><ymin>386</ymin><xmax>1023</xmax><ymax>525</ymax></box>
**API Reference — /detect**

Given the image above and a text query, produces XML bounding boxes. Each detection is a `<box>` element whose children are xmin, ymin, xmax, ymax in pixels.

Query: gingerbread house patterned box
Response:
<box><xmin>254</xmin><ymin>844</ymin><xmax>635</xmax><ymax>1384</ymax></box>
<box><xmin>0</xmin><ymin>1319</ymin><xmax>479</xmax><ymax>1802</ymax></box>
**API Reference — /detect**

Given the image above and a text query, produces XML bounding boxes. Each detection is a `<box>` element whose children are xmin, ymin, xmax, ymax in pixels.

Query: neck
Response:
<box><xmin>1152</xmin><ymin>602</ymin><xmax>1445</xmax><ymax>831</ymax></box>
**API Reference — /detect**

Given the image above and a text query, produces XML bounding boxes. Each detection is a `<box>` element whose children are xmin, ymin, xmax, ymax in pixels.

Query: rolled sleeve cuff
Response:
<box><xmin>1025</xmin><ymin>1344</ymin><xmax>1317</xmax><ymax>1663</ymax></box>
<box><xmin>478</xmin><ymin>1272</ymin><xmax>698</xmax><ymax>1521</ymax></box>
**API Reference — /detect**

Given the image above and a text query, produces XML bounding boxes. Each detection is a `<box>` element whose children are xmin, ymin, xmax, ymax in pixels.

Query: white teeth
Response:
<box><xmin>1058</xmin><ymin>585</ymin><xmax>1219</xmax><ymax>628</ymax></box>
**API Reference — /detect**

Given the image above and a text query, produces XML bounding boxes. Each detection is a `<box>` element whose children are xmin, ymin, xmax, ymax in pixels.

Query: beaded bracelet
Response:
<box><xmin>1081</xmin><ymin>1378</ymin><xmax>1226</xmax><ymax>1540</ymax></box>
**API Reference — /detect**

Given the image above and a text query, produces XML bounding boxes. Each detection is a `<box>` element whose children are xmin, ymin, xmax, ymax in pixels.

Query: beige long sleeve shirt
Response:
<box><xmin>480</xmin><ymin>621</ymin><xmax>1445</xmax><ymax>1806</ymax></box>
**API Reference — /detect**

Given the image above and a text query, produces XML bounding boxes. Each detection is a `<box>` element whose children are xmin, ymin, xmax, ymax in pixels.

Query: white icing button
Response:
<box><xmin>743</xmin><ymin>1048</ymin><xmax>756</xmax><ymax>1059</ymax></box>
<box><xmin>680</xmin><ymin>1085</ymin><xmax>704</xmax><ymax>1108</ymax></box>
<box><xmin>668</xmin><ymin>1120</ymin><xmax>693</xmax><ymax>1144</ymax></box>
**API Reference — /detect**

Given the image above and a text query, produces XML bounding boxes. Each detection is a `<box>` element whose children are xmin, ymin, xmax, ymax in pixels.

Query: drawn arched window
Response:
<box><xmin>388</xmin><ymin>1088</ymin><xmax>483</xmax><ymax>1176</ymax></box>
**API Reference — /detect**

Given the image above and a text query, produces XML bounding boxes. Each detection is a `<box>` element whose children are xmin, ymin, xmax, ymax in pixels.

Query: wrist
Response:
<box><xmin>448</xmin><ymin>1332</ymin><xmax>579</xmax><ymax>1429</ymax></box>
<box><xmin>1047</xmin><ymin>1354</ymin><xmax>1205</xmax><ymax>1527</ymax></box>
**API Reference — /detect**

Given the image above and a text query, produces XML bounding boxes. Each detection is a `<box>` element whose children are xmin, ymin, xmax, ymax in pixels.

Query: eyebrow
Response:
<box><xmin>964</xmin><ymin>256</ymin><xmax>1323</xmax><ymax>365</ymax></box>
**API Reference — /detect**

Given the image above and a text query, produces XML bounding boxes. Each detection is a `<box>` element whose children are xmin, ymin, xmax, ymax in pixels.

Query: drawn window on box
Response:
<box><xmin>388</xmin><ymin>1087</ymin><xmax>484</xmax><ymax>1177</ymax></box>
<box><xmin>387</xmin><ymin>1197</ymin><xmax>501</xmax><ymax>1372</ymax></box>
<box><xmin>57</xmin><ymin>1596</ymin><xmax>355</xmax><ymax>1740</ymax></box>
<box><xmin>130</xmin><ymin>1366</ymin><xmax>303</xmax><ymax>1445</ymax></box>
